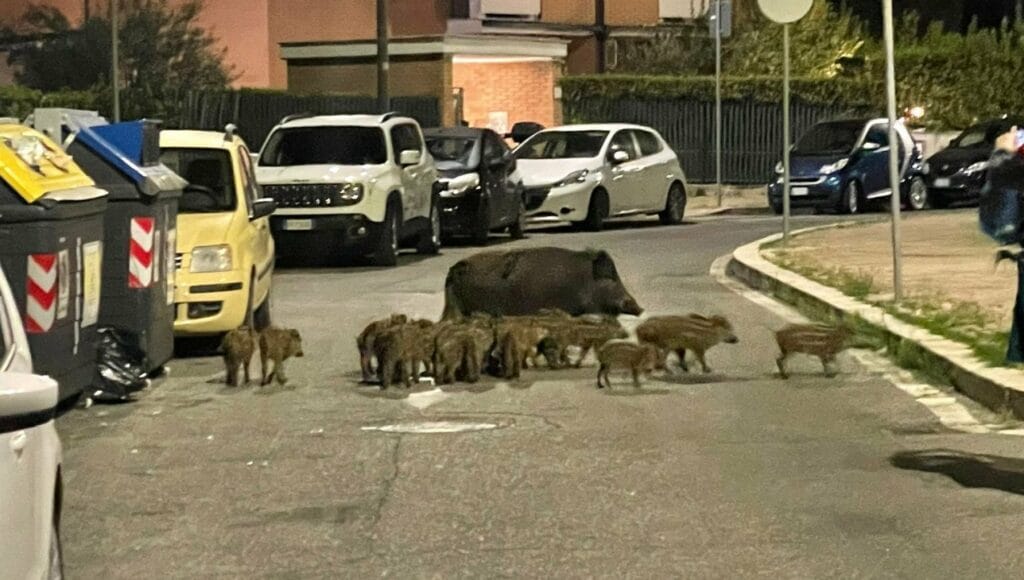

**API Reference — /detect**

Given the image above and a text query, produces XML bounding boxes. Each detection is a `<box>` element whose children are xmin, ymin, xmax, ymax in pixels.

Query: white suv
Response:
<box><xmin>256</xmin><ymin>113</ymin><xmax>441</xmax><ymax>266</ymax></box>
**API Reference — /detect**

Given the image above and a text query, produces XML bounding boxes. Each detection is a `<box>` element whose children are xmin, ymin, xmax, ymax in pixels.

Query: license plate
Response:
<box><xmin>791</xmin><ymin>187</ymin><xmax>809</xmax><ymax>197</ymax></box>
<box><xmin>283</xmin><ymin>219</ymin><xmax>313</xmax><ymax>231</ymax></box>
<box><xmin>81</xmin><ymin>241</ymin><xmax>103</xmax><ymax>327</ymax></box>
<box><xmin>933</xmin><ymin>178</ymin><xmax>951</xmax><ymax>188</ymax></box>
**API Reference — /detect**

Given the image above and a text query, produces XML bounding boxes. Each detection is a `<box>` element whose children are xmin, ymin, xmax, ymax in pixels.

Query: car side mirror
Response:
<box><xmin>508</xmin><ymin>121</ymin><xmax>544</xmax><ymax>144</ymax></box>
<box><xmin>251</xmin><ymin>197</ymin><xmax>277</xmax><ymax>220</ymax></box>
<box><xmin>0</xmin><ymin>372</ymin><xmax>58</xmax><ymax>417</ymax></box>
<box><xmin>399</xmin><ymin>149</ymin><xmax>422</xmax><ymax>167</ymax></box>
<box><xmin>610</xmin><ymin>150</ymin><xmax>630</xmax><ymax>164</ymax></box>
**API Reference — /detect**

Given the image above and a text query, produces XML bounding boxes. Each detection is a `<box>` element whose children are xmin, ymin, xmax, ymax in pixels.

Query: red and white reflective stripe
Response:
<box><xmin>129</xmin><ymin>217</ymin><xmax>155</xmax><ymax>289</ymax></box>
<box><xmin>26</xmin><ymin>253</ymin><xmax>57</xmax><ymax>334</ymax></box>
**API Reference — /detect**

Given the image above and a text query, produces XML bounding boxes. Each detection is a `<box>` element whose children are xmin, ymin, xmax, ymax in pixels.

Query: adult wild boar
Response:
<box><xmin>441</xmin><ymin>247</ymin><xmax>643</xmax><ymax>319</ymax></box>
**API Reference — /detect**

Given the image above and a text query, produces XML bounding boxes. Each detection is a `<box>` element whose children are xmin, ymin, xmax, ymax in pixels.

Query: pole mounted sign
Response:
<box><xmin>757</xmin><ymin>0</ymin><xmax>813</xmax><ymax>241</ymax></box>
<box><xmin>757</xmin><ymin>0</ymin><xmax>812</xmax><ymax>23</ymax></box>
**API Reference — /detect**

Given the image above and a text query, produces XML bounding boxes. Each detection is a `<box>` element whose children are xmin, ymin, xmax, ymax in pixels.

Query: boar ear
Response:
<box><xmin>591</xmin><ymin>250</ymin><xmax>621</xmax><ymax>281</ymax></box>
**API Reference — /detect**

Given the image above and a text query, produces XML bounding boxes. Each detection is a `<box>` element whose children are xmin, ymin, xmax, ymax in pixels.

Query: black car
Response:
<box><xmin>924</xmin><ymin>116</ymin><xmax>1024</xmax><ymax>208</ymax></box>
<box><xmin>424</xmin><ymin>127</ymin><xmax>526</xmax><ymax>245</ymax></box>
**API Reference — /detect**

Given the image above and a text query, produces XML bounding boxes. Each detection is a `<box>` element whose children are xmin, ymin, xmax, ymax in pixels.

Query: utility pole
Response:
<box><xmin>714</xmin><ymin>0</ymin><xmax>723</xmax><ymax>207</ymax></box>
<box><xmin>595</xmin><ymin>0</ymin><xmax>607</xmax><ymax>73</ymax></box>
<box><xmin>782</xmin><ymin>23</ymin><xmax>790</xmax><ymax>240</ymax></box>
<box><xmin>111</xmin><ymin>0</ymin><xmax>120</xmax><ymax>122</ymax></box>
<box><xmin>376</xmin><ymin>0</ymin><xmax>390</xmax><ymax>113</ymax></box>
<box><xmin>882</xmin><ymin>0</ymin><xmax>903</xmax><ymax>301</ymax></box>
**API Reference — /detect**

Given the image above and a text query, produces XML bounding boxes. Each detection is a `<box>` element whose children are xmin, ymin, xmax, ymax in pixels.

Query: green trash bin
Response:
<box><xmin>0</xmin><ymin>123</ymin><xmax>108</xmax><ymax>410</ymax></box>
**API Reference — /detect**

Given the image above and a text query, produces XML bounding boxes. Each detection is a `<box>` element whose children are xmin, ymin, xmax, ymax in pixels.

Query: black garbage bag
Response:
<box><xmin>90</xmin><ymin>327</ymin><xmax>151</xmax><ymax>404</ymax></box>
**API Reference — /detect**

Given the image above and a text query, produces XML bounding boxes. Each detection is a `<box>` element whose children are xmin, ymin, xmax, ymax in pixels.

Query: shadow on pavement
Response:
<box><xmin>890</xmin><ymin>449</ymin><xmax>1024</xmax><ymax>495</ymax></box>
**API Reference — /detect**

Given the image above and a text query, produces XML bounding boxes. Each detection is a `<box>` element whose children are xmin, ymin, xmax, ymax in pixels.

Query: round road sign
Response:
<box><xmin>757</xmin><ymin>0</ymin><xmax>813</xmax><ymax>24</ymax></box>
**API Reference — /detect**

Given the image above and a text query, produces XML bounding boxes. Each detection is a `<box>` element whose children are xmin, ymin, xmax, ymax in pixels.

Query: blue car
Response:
<box><xmin>767</xmin><ymin>117</ymin><xmax>927</xmax><ymax>214</ymax></box>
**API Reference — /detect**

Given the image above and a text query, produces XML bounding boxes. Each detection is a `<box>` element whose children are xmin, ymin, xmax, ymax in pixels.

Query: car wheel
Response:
<box><xmin>582</xmin><ymin>189</ymin><xmax>609</xmax><ymax>232</ymax></box>
<box><xmin>841</xmin><ymin>181</ymin><xmax>861</xmax><ymax>215</ymax></box>
<box><xmin>905</xmin><ymin>177</ymin><xmax>928</xmax><ymax>211</ymax></box>
<box><xmin>416</xmin><ymin>199</ymin><xmax>442</xmax><ymax>255</ymax></box>
<box><xmin>254</xmin><ymin>287</ymin><xmax>272</xmax><ymax>331</ymax></box>
<box><xmin>48</xmin><ymin>520</ymin><xmax>63</xmax><ymax>580</ymax></box>
<box><xmin>659</xmin><ymin>183</ymin><xmax>687</xmax><ymax>225</ymax></box>
<box><xmin>509</xmin><ymin>198</ymin><xmax>527</xmax><ymax>240</ymax></box>
<box><xmin>471</xmin><ymin>198</ymin><xmax>490</xmax><ymax>246</ymax></box>
<box><xmin>373</xmin><ymin>203</ymin><xmax>400</xmax><ymax>267</ymax></box>
<box><xmin>770</xmin><ymin>200</ymin><xmax>784</xmax><ymax>215</ymax></box>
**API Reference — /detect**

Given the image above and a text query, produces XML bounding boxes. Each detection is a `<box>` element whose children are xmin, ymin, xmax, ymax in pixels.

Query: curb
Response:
<box><xmin>728</xmin><ymin>227</ymin><xmax>1024</xmax><ymax>420</ymax></box>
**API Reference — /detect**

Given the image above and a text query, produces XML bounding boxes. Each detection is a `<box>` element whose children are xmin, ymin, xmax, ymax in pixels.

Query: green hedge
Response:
<box><xmin>0</xmin><ymin>85</ymin><xmax>105</xmax><ymax>120</ymax></box>
<box><xmin>561</xmin><ymin>75</ymin><xmax>884</xmax><ymax>109</ymax></box>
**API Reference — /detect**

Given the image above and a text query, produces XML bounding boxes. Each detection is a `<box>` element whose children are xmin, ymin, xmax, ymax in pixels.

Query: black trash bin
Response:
<box><xmin>33</xmin><ymin>109</ymin><xmax>185</xmax><ymax>376</ymax></box>
<box><xmin>0</xmin><ymin>122</ymin><xmax>108</xmax><ymax>409</ymax></box>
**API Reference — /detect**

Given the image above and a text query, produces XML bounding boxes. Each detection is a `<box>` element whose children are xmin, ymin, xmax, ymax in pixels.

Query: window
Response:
<box><xmin>634</xmin><ymin>131</ymin><xmax>663</xmax><ymax>157</ymax></box>
<box><xmin>390</xmin><ymin>124</ymin><xmax>423</xmax><ymax>161</ymax></box>
<box><xmin>259</xmin><ymin>127</ymin><xmax>388</xmax><ymax>166</ymax></box>
<box><xmin>793</xmin><ymin>121</ymin><xmax>864</xmax><ymax>155</ymax></box>
<box><xmin>426</xmin><ymin>136</ymin><xmax>478</xmax><ymax>170</ymax></box>
<box><xmin>609</xmin><ymin>130</ymin><xmax>639</xmax><ymax>161</ymax></box>
<box><xmin>237</xmin><ymin>145</ymin><xmax>261</xmax><ymax>211</ymax></box>
<box><xmin>160</xmin><ymin>148</ymin><xmax>238</xmax><ymax>214</ymax></box>
<box><xmin>865</xmin><ymin>125</ymin><xmax>889</xmax><ymax>148</ymax></box>
<box><xmin>516</xmin><ymin>131</ymin><xmax>609</xmax><ymax>160</ymax></box>
<box><xmin>483</xmin><ymin>131</ymin><xmax>509</xmax><ymax>163</ymax></box>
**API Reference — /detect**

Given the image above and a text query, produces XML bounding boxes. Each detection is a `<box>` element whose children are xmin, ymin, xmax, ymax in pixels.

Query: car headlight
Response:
<box><xmin>820</xmin><ymin>158</ymin><xmax>850</xmax><ymax>174</ymax></box>
<box><xmin>774</xmin><ymin>162</ymin><xmax>784</xmax><ymax>175</ymax></box>
<box><xmin>921</xmin><ymin>161</ymin><xmax>931</xmax><ymax>175</ymax></box>
<box><xmin>965</xmin><ymin>160</ymin><xmax>989</xmax><ymax>174</ymax></box>
<box><xmin>555</xmin><ymin>169</ymin><xmax>589</xmax><ymax>188</ymax></box>
<box><xmin>441</xmin><ymin>173</ymin><xmax>480</xmax><ymax>197</ymax></box>
<box><xmin>190</xmin><ymin>245</ymin><xmax>232</xmax><ymax>273</ymax></box>
<box><xmin>338</xmin><ymin>183</ymin><xmax>364</xmax><ymax>204</ymax></box>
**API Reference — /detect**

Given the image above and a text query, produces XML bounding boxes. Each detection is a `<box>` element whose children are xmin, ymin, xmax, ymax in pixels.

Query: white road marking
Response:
<box><xmin>709</xmin><ymin>254</ymin><xmax>1008</xmax><ymax>436</ymax></box>
<box><xmin>362</xmin><ymin>421</ymin><xmax>499</xmax><ymax>434</ymax></box>
<box><xmin>404</xmin><ymin>388</ymin><xmax>451</xmax><ymax>410</ymax></box>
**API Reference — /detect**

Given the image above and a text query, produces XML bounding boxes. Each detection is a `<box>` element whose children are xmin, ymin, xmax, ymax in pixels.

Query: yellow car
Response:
<box><xmin>159</xmin><ymin>127</ymin><xmax>276</xmax><ymax>336</ymax></box>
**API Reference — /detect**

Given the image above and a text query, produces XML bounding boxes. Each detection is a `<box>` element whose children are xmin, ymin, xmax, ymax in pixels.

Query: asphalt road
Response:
<box><xmin>57</xmin><ymin>213</ymin><xmax>1024</xmax><ymax>579</ymax></box>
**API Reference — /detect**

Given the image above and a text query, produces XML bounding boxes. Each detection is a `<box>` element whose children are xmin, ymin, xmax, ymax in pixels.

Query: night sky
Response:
<box><xmin>831</xmin><ymin>0</ymin><xmax>1019</xmax><ymax>35</ymax></box>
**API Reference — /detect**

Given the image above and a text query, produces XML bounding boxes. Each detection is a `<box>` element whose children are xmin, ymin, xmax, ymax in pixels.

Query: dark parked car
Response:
<box><xmin>923</xmin><ymin>117</ymin><xmax>1024</xmax><ymax>208</ymax></box>
<box><xmin>424</xmin><ymin>127</ymin><xmax>526</xmax><ymax>245</ymax></box>
<box><xmin>768</xmin><ymin>117</ymin><xmax>926</xmax><ymax>214</ymax></box>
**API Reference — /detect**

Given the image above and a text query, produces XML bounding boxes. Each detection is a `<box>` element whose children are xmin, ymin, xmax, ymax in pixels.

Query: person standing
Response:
<box><xmin>982</xmin><ymin>127</ymin><xmax>1024</xmax><ymax>362</ymax></box>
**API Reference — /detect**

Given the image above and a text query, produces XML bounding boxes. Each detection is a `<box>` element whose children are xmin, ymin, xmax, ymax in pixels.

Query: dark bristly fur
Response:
<box><xmin>596</xmin><ymin>341</ymin><xmax>661</xmax><ymax>389</ymax></box>
<box><xmin>221</xmin><ymin>326</ymin><xmax>257</xmax><ymax>387</ymax></box>
<box><xmin>636</xmin><ymin>314</ymin><xmax>739</xmax><ymax>374</ymax></box>
<box><xmin>775</xmin><ymin>323</ymin><xmax>853</xmax><ymax>379</ymax></box>
<box><xmin>357</xmin><ymin>314</ymin><xmax>408</xmax><ymax>382</ymax></box>
<box><xmin>259</xmin><ymin>327</ymin><xmax>304</xmax><ymax>386</ymax></box>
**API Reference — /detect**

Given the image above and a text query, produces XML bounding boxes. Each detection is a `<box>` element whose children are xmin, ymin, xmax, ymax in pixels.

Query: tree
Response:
<box><xmin>11</xmin><ymin>0</ymin><xmax>232</xmax><ymax>119</ymax></box>
<box><xmin>724</xmin><ymin>0</ymin><xmax>869</xmax><ymax>79</ymax></box>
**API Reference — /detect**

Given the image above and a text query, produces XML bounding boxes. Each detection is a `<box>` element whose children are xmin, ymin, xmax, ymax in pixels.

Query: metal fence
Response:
<box><xmin>177</xmin><ymin>91</ymin><xmax>441</xmax><ymax>149</ymax></box>
<box><xmin>564</xmin><ymin>98</ymin><xmax>866</xmax><ymax>184</ymax></box>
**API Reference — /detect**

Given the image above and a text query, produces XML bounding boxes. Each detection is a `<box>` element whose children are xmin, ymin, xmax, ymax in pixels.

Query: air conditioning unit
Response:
<box><xmin>659</xmin><ymin>0</ymin><xmax>709</xmax><ymax>20</ymax></box>
<box><xmin>480</xmin><ymin>0</ymin><xmax>541</xmax><ymax>19</ymax></box>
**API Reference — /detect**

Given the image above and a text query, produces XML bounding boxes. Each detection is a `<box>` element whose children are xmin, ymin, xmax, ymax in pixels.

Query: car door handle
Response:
<box><xmin>10</xmin><ymin>431</ymin><xmax>27</xmax><ymax>455</ymax></box>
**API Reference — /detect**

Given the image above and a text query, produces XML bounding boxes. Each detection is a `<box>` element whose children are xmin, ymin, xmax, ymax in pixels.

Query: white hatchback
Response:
<box><xmin>0</xmin><ymin>264</ymin><xmax>64</xmax><ymax>579</ymax></box>
<box><xmin>514</xmin><ymin>124</ymin><xmax>688</xmax><ymax>230</ymax></box>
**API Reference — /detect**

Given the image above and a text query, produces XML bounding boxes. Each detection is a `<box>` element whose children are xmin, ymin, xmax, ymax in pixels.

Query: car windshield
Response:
<box><xmin>259</xmin><ymin>126</ymin><xmax>388</xmax><ymax>166</ymax></box>
<box><xmin>160</xmin><ymin>148</ymin><xmax>237</xmax><ymax>214</ymax></box>
<box><xmin>516</xmin><ymin>130</ymin><xmax>609</xmax><ymax>159</ymax></box>
<box><xmin>793</xmin><ymin>121</ymin><xmax>864</xmax><ymax>156</ymax></box>
<box><xmin>426</xmin><ymin>136</ymin><xmax>478</xmax><ymax>170</ymax></box>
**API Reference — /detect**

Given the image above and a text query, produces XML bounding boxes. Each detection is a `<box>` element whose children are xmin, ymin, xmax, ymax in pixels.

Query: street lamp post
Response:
<box><xmin>882</xmin><ymin>0</ymin><xmax>903</xmax><ymax>301</ymax></box>
<box><xmin>111</xmin><ymin>0</ymin><xmax>120</xmax><ymax>122</ymax></box>
<box><xmin>376</xmin><ymin>0</ymin><xmax>390</xmax><ymax>113</ymax></box>
<box><xmin>715</xmin><ymin>0</ymin><xmax>723</xmax><ymax>208</ymax></box>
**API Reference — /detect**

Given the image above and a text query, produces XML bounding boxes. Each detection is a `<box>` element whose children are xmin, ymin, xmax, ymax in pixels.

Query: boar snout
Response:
<box><xmin>725</xmin><ymin>335</ymin><xmax>739</xmax><ymax>344</ymax></box>
<box><xmin>620</xmin><ymin>297</ymin><xmax>643</xmax><ymax>316</ymax></box>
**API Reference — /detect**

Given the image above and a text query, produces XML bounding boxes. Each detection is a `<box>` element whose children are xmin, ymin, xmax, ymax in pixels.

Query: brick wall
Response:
<box><xmin>451</xmin><ymin>59</ymin><xmax>561</xmax><ymax>132</ymax></box>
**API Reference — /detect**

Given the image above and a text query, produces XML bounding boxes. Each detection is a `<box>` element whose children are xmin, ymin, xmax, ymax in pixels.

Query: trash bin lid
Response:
<box><xmin>0</xmin><ymin>124</ymin><xmax>107</xmax><ymax>204</ymax></box>
<box><xmin>32</xmin><ymin>109</ymin><xmax>185</xmax><ymax>198</ymax></box>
